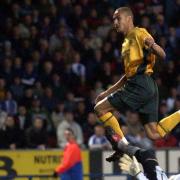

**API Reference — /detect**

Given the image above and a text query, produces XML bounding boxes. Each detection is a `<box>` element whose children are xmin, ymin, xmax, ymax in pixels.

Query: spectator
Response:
<box><xmin>41</xmin><ymin>86</ymin><xmax>57</xmax><ymax>112</ymax></box>
<box><xmin>0</xmin><ymin>107</ymin><xmax>7</xmax><ymax>130</ymax></box>
<box><xmin>0</xmin><ymin>78</ymin><xmax>6</xmax><ymax>101</ymax></box>
<box><xmin>153</xmin><ymin>14</ymin><xmax>169</xmax><ymax>36</ymax></box>
<box><xmin>51</xmin><ymin>102</ymin><xmax>65</xmax><ymax>129</ymax></box>
<box><xmin>126</xmin><ymin>111</ymin><xmax>142</xmax><ymax>138</ymax></box>
<box><xmin>28</xmin><ymin>95</ymin><xmax>52</xmax><ymax>132</ymax></box>
<box><xmin>20</xmin><ymin>88</ymin><xmax>33</xmax><ymax>108</ymax></box>
<box><xmin>94</xmin><ymin>81</ymin><xmax>105</xmax><ymax>97</ymax></box>
<box><xmin>51</xmin><ymin>73</ymin><xmax>66</xmax><ymax>100</ymax></box>
<box><xmin>87</xmin><ymin>8</ymin><xmax>101</xmax><ymax>29</ymax></box>
<box><xmin>4</xmin><ymin>40</ymin><xmax>14</xmax><ymax>58</ymax></box>
<box><xmin>54</xmin><ymin>128</ymin><xmax>83</xmax><ymax>180</ymax></box>
<box><xmin>100</xmin><ymin>62</ymin><xmax>112</xmax><ymax>87</ymax></box>
<box><xmin>49</xmin><ymin>26</ymin><xmax>65</xmax><ymax>54</ymax></box>
<box><xmin>83</xmin><ymin>112</ymin><xmax>98</xmax><ymax>145</ymax></box>
<box><xmin>166</xmin><ymin>87</ymin><xmax>178</xmax><ymax>112</ymax></box>
<box><xmin>64</xmin><ymin>92</ymin><xmax>76</xmax><ymax>112</ymax></box>
<box><xmin>52</xmin><ymin>51</ymin><xmax>65</xmax><ymax>75</ymax></box>
<box><xmin>16</xmin><ymin>105</ymin><xmax>31</xmax><ymax>130</ymax></box>
<box><xmin>10</xmin><ymin>76</ymin><xmax>24</xmax><ymax>101</ymax></box>
<box><xmin>13</xmin><ymin>57</ymin><xmax>23</xmax><ymax>77</ymax></box>
<box><xmin>39</xmin><ymin>38</ymin><xmax>49</xmax><ymax>60</ymax></box>
<box><xmin>88</xmin><ymin>31</ymin><xmax>102</xmax><ymax>50</ymax></box>
<box><xmin>168</xmin><ymin>27</ymin><xmax>178</xmax><ymax>49</ymax></box>
<box><xmin>26</xmin><ymin>116</ymin><xmax>48</xmax><ymax>149</ymax></box>
<box><xmin>125</xmin><ymin>111</ymin><xmax>149</xmax><ymax>148</ymax></box>
<box><xmin>1</xmin><ymin>58</ymin><xmax>13</xmax><ymax>85</ymax></box>
<box><xmin>74</xmin><ymin>101</ymin><xmax>87</xmax><ymax>125</ymax></box>
<box><xmin>57</xmin><ymin>111</ymin><xmax>84</xmax><ymax>148</ymax></box>
<box><xmin>30</xmin><ymin>27</ymin><xmax>39</xmax><ymax>49</ymax></box>
<box><xmin>40</xmin><ymin>61</ymin><xmax>54</xmax><ymax>86</ymax></box>
<box><xmin>88</xmin><ymin>125</ymin><xmax>111</xmax><ymax>150</ymax></box>
<box><xmin>155</xmin><ymin>77</ymin><xmax>169</xmax><ymax>101</ymax></box>
<box><xmin>62</xmin><ymin>39</ymin><xmax>75</xmax><ymax>64</ymax></box>
<box><xmin>138</xmin><ymin>129</ymin><xmax>153</xmax><ymax>149</ymax></box>
<box><xmin>97</xmin><ymin>16</ymin><xmax>111</xmax><ymax>38</ymax></box>
<box><xmin>0</xmin><ymin>115</ymin><xmax>24</xmax><ymax>149</ymax></box>
<box><xmin>19</xmin><ymin>38</ymin><xmax>32</xmax><ymax>60</ymax></box>
<box><xmin>155</xmin><ymin>134</ymin><xmax>177</xmax><ymax>148</ymax></box>
<box><xmin>171</xmin><ymin>96</ymin><xmax>180</xmax><ymax>113</ymax></box>
<box><xmin>21</xmin><ymin>61</ymin><xmax>37</xmax><ymax>87</ymax></box>
<box><xmin>71</xmin><ymin>52</ymin><xmax>86</xmax><ymax>84</ymax></box>
<box><xmin>41</xmin><ymin>16</ymin><xmax>52</xmax><ymax>38</ymax></box>
<box><xmin>159</xmin><ymin>101</ymin><xmax>169</xmax><ymax>119</ymax></box>
<box><xmin>31</xmin><ymin>50</ymin><xmax>41</xmax><ymax>69</ymax></box>
<box><xmin>33</xmin><ymin>81</ymin><xmax>44</xmax><ymax>98</ymax></box>
<box><xmin>1</xmin><ymin>91</ymin><xmax>17</xmax><ymax>115</ymax></box>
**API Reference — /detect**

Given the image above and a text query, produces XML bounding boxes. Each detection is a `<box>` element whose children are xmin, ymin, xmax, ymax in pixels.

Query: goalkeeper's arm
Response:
<box><xmin>119</xmin><ymin>153</ymin><xmax>168</xmax><ymax>180</ymax></box>
<box><xmin>119</xmin><ymin>154</ymin><xmax>148</xmax><ymax>180</ymax></box>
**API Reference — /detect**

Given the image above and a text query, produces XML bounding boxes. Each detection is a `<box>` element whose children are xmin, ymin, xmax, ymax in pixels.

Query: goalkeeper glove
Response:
<box><xmin>119</xmin><ymin>154</ymin><xmax>141</xmax><ymax>177</ymax></box>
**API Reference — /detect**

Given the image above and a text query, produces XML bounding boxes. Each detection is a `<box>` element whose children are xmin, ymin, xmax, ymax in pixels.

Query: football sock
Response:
<box><xmin>99</xmin><ymin>112</ymin><xmax>128</xmax><ymax>144</ymax></box>
<box><xmin>157</xmin><ymin>110</ymin><xmax>180</xmax><ymax>137</ymax></box>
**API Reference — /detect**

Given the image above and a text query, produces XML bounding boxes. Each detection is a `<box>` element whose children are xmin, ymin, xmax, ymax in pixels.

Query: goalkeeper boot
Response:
<box><xmin>106</xmin><ymin>150</ymin><xmax>124</xmax><ymax>162</ymax></box>
<box><xmin>105</xmin><ymin>126</ymin><xmax>124</xmax><ymax>162</ymax></box>
<box><xmin>105</xmin><ymin>126</ymin><xmax>121</xmax><ymax>149</ymax></box>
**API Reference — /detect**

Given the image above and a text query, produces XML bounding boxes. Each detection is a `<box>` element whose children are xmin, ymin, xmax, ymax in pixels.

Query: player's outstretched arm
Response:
<box><xmin>95</xmin><ymin>74</ymin><xmax>127</xmax><ymax>104</ymax></box>
<box><xmin>104</xmin><ymin>74</ymin><xmax>127</xmax><ymax>95</ymax></box>
<box><xmin>144</xmin><ymin>37</ymin><xmax>166</xmax><ymax>60</ymax></box>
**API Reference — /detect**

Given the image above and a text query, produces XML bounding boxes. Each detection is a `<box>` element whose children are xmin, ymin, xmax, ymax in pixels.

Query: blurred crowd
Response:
<box><xmin>0</xmin><ymin>0</ymin><xmax>179</xmax><ymax>150</ymax></box>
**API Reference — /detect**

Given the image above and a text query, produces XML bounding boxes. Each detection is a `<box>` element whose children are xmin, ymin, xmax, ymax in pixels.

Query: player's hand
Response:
<box><xmin>53</xmin><ymin>171</ymin><xmax>58</xmax><ymax>178</ymax></box>
<box><xmin>144</xmin><ymin>37</ymin><xmax>155</xmax><ymax>49</ymax></box>
<box><xmin>119</xmin><ymin>154</ymin><xmax>141</xmax><ymax>176</ymax></box>
<box><xmin>95</xmin><ymin>91</ymin><xmax>108</xmax><ymax>104</ymax></box>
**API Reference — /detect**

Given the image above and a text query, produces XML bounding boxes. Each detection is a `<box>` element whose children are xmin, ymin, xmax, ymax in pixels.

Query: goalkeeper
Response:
<box><xmin>118</xmin><ymin>144</ymin><xmax>180</xmax><ymax>180</ymax></box>
<box><xmin>106</xmin><ymin>126</ymin><xmax>180</xmax><ymax>180</ymax></box>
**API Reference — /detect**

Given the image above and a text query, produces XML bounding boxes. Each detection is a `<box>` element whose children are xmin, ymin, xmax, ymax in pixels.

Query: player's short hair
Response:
<box><xmin>117</xmin><ymin>7</ymin><xmax>134</xmax><ymax>19</ymax></box>
<box><xmin>65</xmin><ymin>128</ymin><xmax>75</xmax><ymax>136</ymax></box>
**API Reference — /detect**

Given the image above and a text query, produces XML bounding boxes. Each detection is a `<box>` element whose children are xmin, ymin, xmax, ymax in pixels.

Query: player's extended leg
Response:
<box><xmin>144</xmin><ymin>110</ymin><xmax>180</xmax><ymax>140</ymax></box>
<box><xmin>157</xmin><ymin>110</ymin><xmax>180</xmax><ymax>137</ymax></box>
<box><xmin>94</xmin><ymin>97</ymin><xmax>128</xmax><ymax>145</ymax></box>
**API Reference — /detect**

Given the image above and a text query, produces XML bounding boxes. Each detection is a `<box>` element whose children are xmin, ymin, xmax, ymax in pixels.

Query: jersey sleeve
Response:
<box><xmin>137</xmin><ymin>166</ymin><xmax>168</xmax><ymax>180</ymax></box>
<box><xmin>137</xmin><ymin>28</ymin><xmax>154</xmax><ymax>49</ymax></box>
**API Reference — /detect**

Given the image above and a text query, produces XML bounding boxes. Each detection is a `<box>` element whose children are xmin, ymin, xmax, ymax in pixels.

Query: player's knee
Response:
<box><xmin>94</xmin><ymin>104</ymin><xmax>101</xmax><ymax>115</ymax></box>
<box><xmin>145</xmin><ymin>123</ymin><xmax>160</xmax><ymax>140</ymax></box>
<box><xmin>94</xmin><ymin>103</ymin><xmax>105</xmax><ymax>116</ymax></box>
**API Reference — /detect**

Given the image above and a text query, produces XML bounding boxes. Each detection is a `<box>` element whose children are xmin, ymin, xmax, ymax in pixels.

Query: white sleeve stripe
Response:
<box><xmin>136</xmin><ymin>172</ymin><xmax>149</xmax><ymax>180</ymax></box>
<box><xmin>155</xmin><ymin>166</ymin><xmax>168</xmax><ymax>180</ymax></box>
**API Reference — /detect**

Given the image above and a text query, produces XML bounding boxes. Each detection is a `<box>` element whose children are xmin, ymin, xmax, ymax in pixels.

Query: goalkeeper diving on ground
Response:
<box><xmin>105</xmin><ymin>126</ymin><xmax>180</xmax><ymax>180</ymax></box>
<box><xmin>119</xmin><ymin>146</ymin><xmax>180</xmax><ymax>180</ymax></box>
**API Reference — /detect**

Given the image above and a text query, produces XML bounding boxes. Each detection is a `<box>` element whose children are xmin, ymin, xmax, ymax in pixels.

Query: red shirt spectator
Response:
<box><xmin>54</xmin><ymin>128</ymin><xmax>83</xmax><ymax>180</ymax></box>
